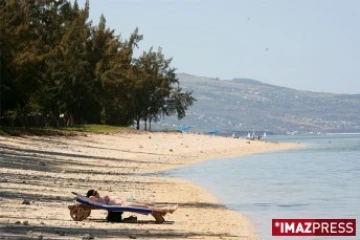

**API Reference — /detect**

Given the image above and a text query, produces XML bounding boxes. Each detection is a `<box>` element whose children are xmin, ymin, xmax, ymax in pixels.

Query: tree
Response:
<box><xmin>0</xmin><ymin>0</ymin><xmax>45</xmax><ymax>125</ymax></box>
<box><xmin>89</xmin><ymin>17</ymin><xmax>143</xmax><ymax>125</ymax></box>
<box><xmin>52</xmin><ymin>1</ymin><xmax>92</xmax><ymax>126</ymax></box>
<box><xmin>167</xmin><ymin>86</ymin><xmax>196</xmax><ymax>120</ymax></box>
<box><xmin>0</xmin><ymin>0</ymin><xmax>195</xmax><ymax>128</ymax></box>
<box><xmin>131</xmin><ymin>47</ymin><xmax>195</xmax><ymax>130</ymax></box>
<box><xmin>32</xmin><ymin>0</ymin><xmax>72</xmax><ymax>126</ymax></box>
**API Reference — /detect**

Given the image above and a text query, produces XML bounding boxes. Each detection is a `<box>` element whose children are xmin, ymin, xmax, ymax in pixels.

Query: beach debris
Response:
<box><xmin>15</xmin><ymin>221</ymin><xmax>21</xmax><ymax>224</ymax></box>
<box><xmin>38</xmin><ymin>161</ymin><xmax>46</xmax><ymax>166</ymax></box>
<box><xmin>129</xmin><ymin>235</ymin><xmax>137</xmax><ymax>239</ymax></box>
<box><xmin>82</xmin><ymin>233</ymin><xmax>94</xmax><ymax>240</ymax></box>
<box><xmin>38</xmin><ymin>235</ymin><xmax>43</xmax><ymax>240</ymax></box>
<box><xmin>23</xmin><ymin>220</ymin><xmax>29</xmax><ymax>225</ymax></box>
<box><xmin>0</xmin><ymin>178</ymin><xmax>7</xmax><ymax>183</ymax></box>
<box><xmin>169</xmin><ymin>149</ymin><xmax>173</xmax><ymax>152</ymax></box>
<box><xmin>22</xmin><ymin>199</ymin><xmax>30</xmax><ymax>205</ymax></box>
<box><xmin>56</xmin><ymin>230</ymin><xmax>66</xmax><ymax>236</ymax></box>
<box><xmin>123</xmin><ymin>216</ymin><xmax>137</xmax><ymax>223</ymax></box>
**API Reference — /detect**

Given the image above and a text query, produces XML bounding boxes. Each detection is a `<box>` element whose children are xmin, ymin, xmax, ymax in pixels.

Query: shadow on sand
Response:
<box><xmin>0</xmin><ymin>139</ymin><xmax>244</xmax><ymax>239</ymax></box>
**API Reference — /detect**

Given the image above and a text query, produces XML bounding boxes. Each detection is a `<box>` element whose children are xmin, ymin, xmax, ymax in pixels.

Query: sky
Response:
<box><xmin>76</xmin><ymin>0</ymin><xmax>360</xmax><ymax>94</ymax></box>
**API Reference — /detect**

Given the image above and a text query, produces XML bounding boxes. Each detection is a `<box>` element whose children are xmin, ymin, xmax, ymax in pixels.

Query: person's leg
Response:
<box><xmin>152</xmin><ymin>204</ymin><xmax>178</xmax><ymax>214</ymax></box>
<box><xmin>136</xmin><ymin>201</ymin><xmax>154</xmax><ymax>206</ymax></box>
<box><xmin>121</xmin><ymin>201</ymin><xmax>178</xmax><ymax>213</ymax></box>
<box><xmin>121</xmin><ymin>202</ymin><xmax>151</xmax><ymax>208</ymax></box>
<box><xmin>110</xmin><ymin>196</ymin><xmax>149</xmax><ymax>206</ymax></box>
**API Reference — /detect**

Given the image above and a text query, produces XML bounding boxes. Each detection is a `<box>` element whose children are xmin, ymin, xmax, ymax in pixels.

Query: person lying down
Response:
<box><xmin>86</xmin><ymin>189</ymin><xmax>178</xmax><ymax>214</ymax></box>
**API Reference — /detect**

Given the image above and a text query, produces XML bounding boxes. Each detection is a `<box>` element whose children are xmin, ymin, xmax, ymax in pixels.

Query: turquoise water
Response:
<box><xmin>164</xmin><ymin>134</ymin><xmax>360</xmax><ymax>240</ymax></box>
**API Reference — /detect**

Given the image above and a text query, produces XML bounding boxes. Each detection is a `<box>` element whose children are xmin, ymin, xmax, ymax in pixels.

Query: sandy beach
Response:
<box><xmin>0</xmin><ymin>132</ymin><xmax>299</xmax><ymax>240</ymax></box>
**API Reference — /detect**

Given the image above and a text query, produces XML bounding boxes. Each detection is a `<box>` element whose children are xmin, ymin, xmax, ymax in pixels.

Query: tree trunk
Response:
<box><xmin>67</xmin><ymin>112</ymin><xmax>74</xmax><ymax>127</ymax></box>
<box><xmin>136</xmin><ymin>118</ymin><xmax>140</xmax><ymax>130</ymax></box>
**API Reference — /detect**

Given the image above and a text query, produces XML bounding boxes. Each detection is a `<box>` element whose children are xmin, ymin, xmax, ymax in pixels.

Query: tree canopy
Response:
<box><xmin>0</xmin><ymin>0</ymin><xmax>195</xmax><ymax>129</ymax></box>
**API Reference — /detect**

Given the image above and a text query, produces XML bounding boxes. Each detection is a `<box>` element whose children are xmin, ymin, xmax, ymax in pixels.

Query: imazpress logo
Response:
<box><xmin>272</xmin><ymin>219</ymin><xmax>356</xmax><ymax>236</ymax></box>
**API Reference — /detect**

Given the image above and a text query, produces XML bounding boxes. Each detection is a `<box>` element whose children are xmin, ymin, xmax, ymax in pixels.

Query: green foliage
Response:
<box><xmin>0</xmin><ymin>0</ymin><xmax>195</xmax><ymax>129</ymax></box>
<box><xmin>0</xmin><ymin>124</ymin><xmax>138</xmax><ymax>136</ymax></box>
<box><xmin>61</xmin><ymin>124</ymin><xmax>136</xmax><ymax>133</ymax></box>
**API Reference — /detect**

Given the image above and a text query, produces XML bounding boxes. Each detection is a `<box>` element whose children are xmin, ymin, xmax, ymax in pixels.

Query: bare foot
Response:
<box><xmin>168</xmin><ymin>204</ymin><xmax>178</xmax><ymax>214</ymax></box>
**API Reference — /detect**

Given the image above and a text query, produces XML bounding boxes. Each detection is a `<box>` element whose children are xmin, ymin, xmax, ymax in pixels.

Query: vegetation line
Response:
<box><xmin>0</xmin><ymin>0</ymin><xmax>196</xmax><ymax>130</ymax></box>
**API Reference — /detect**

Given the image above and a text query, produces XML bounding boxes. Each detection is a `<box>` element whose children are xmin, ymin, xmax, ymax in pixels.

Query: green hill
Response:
<box><xmin>159</xmin><ymin>73</ymin><xmax>360</xmax><ymax>134</ymax></box>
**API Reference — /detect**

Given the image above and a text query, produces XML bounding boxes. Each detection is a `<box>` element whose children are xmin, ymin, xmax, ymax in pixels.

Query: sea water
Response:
<box><xmin>163</xmin><ymin>134</ymin><xmax>360</xmax><ymax>240</ymax></box>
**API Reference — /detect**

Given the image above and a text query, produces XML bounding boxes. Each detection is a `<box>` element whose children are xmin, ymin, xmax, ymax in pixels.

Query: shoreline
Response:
<box><xmin>0</xmin><ymin>132</ymin><xmax>300</xmax><ymax>240</ymax></box>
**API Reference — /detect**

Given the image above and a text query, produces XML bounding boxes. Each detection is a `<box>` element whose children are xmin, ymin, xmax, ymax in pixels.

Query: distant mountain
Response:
<box><xmin>159</xmin><ymin>73</ymin><xmax>360</xmax><ymax>134</ymax></box>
